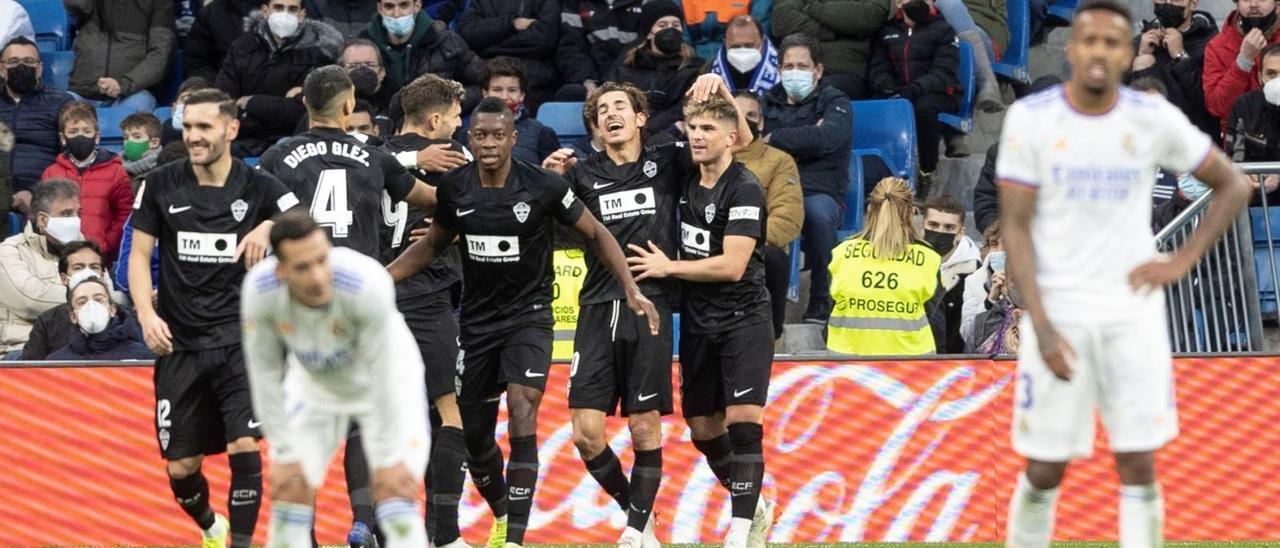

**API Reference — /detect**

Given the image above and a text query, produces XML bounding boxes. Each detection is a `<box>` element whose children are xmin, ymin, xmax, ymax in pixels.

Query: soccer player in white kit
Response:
<box><xmin>241</xmin><ymin>210</ymin><xmax>431</xmax><ymax>547</ymax></box>
<box><xmin>995</xmin><ymin>1</ymin><xmax>1252</xmax><ymax>546</ymax></box>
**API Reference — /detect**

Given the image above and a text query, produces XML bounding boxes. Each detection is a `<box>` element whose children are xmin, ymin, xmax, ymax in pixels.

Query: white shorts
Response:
<box><xmin>1012</xmin><ymin>316</ymin><xmax>1178</xmax><ymax>462</ymax></box>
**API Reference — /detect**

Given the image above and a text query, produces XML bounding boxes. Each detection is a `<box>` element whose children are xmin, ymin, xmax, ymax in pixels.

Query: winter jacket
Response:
<box><xmin>771</xmin><ymin>0</ymin><xmax>893</xmax><ymax>76</ymax></box>
<box><xmin>362</xmin><ymin>13</ymin><xmax>487</xmax><ymax>105</ymax></box>
<box><xmin>557</xmin><ymin>0</ymin><xmax>648</xmax><ymax>84</ymax></box>
<box><xmin>761</xmin><ymin>83</ymin><xmax>853</xmax><ymax>200</ymax></box>
<box><xmin>933</xmin><ymin>235</ymin><xmax>980</xmax><ymax>353</ymax></box>
<box><xmin>66</xmin><ymin>0</ymin><xmax>175</xmax><ymax>101</ymax></box>
<box><xmin>21</xmin><ymin>302</ymin><xmax>69</xmax><ymax>360</ymax></box>
<box><xmin>1128</xmin><ymin>11</ymin><xmax>1219</xmax><ymax>138</ymax></box>
<box><xmin>40</xmin><ymin>150</ymin><xmax>134</xmax><ymax>260</ymax></box>
<box><xmin>0</xmin><ymin>224</ymin><xmax>69</xmax><ymax>352</ymax></box>
<box><xmin>425</xmin><ymin>0</ymin><xmax>466</xmax><ymax>25</ymax></box>
<box><xmin>114</xmin><ymin>214</ymin><xmax>160</xmax><ymax>298</ymax></box>
<box><xmin>1203</xmin><ymin>11</ymin><xmax>1280</xmax><ymax>132</ymax></box>
<box><xmin>514</xmin><ymin>111</ymin><xmax>561</xmax><ymax>166</ymax></box>
<box><xmin>303</xmin><ymin>0</ymin><xmax>377</xmax><ymax>39</ymax></box>
<box><xmin>459</xmin><ymin>0</ymin><xmax>562</xmax><ymax>90</ymax></box>
<box><xmin>735</xmin><ymin>138</ymin><xmax>804</xmax><ymax>248</ymax></box>
<box><xmin>183</xmin><ymin>0</ymin><xmax>259</xmax><ymax>82</ymax></box>
<box><xmin>972</xmin><ymin>142</ymin><xmax>997</xmax><ymax>234</ymax></box>
<box><xmin>0</xmin><ymin>122</ymin><xmax>11</xmax><ymax>238</ymax></box>
<box><xmin>0</xmin><ymin>86</ymin><xmax>74</xmax><ymax>193</ymax></box>
<box><xmin>605</xmin><ymin>49</ymin><xmax>707</xmax><ymax>132</ymax></box>
<box><xmin>47</xmin><ymin>312</ymin><xmax>152</xmax><ymax>361</ymax></box>
<box><xmin>868</xmin><ymin>10</ymin><xmax>961</xmax><ymax>101</ymax></box>
<box><xmin>1225</xmin><ymin>89</ymin><xmax>1280</xmax><ymax>205</ymax></box>
<box><xmin>216</xmin><ymin>12</ymin><xmax>344</xmax><ymax>99</ymax></box>
<box><xmin>963</xmin><ymin>0</ymin><xmax>1007</xmax><ymax>56</ymax></box>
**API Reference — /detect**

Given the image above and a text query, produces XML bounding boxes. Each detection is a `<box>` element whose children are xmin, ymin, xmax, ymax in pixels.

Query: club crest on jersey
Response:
<box><xmin>514</xmin><ymin>201</ymin><xmax>530</xmax><ymax>223</ymax></box>
<box><xmin>158</xmin><ymin>428</ymin><xmax>170</xmax><ymax>450</ymax></box>
<box><xmin>231</xmin><ymin>199</ymin><xmax>248</xmax><ymax>222</ymax></box>
<box><xmin>643</xmin><ymin>160</ymin><xmax>657</xmax><ymax>178</ymax></box>
<box><xmin>705</xmin><ymin>203</ymin><xmax>716</xmax><ymax>224</ymax></box>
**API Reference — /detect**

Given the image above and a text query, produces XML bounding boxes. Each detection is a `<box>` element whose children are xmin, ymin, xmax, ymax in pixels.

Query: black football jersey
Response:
<box><xmin>131</xmin><ymin>159</ymin><xmax>301</xmax><ymax>350</ymax></box>
<box><xmin>566</xmin><ymin>141</ymin><xmax>688</xmax><ymax>304</ymax></box>
<box><xmin>381</xmin><ymin>133</ymin><xmax>464</xmax><ymax>305</ymax></box>
<box><xmin>434</xmin><ymin>159</ymin><xmax>586</xmax><ymax>332</ymax></box>
<box><xmin>678</xmin><ymin>161</ymin><xmax>771</xmax><ymax>334</ymax></box>
<box><xmin>258</xmin><ymin>127</ymin><xmax>416</xmax><ymax>258</ymax></box>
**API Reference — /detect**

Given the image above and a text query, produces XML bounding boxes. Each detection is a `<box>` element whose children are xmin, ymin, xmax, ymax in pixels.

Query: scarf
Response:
<box><xmin>709</xmin><ymin>37</ymin><xmax>780</xmax><ymax>96</ymax></box>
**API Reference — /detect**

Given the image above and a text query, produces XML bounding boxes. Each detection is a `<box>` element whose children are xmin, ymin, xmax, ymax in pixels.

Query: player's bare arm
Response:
<box><xmin>128</xmin><ymin>228</ymin><xmax>173</xmax><ymax>356</ymax></box>
<box><xmin>404</xmin><ymin>181</ymin><xmax>438</xmax><ymax>211</ymax></box>
<box><xmin>387</xmin><ymin>221</ymin><xmax>454</xmax><ymax>282</ymax></box>
<box><xmin>541</xmin><ymin>148</ymin><xmax>578</xmax><ymax>175</ymax></box>
<box><xmin>233</xmin><ymin>220</ymin><xmax>274</xmax><ymax>269</ymax></box>
<box><xmin>686</xmin><ymin>74</ymin><xmax>755</xmax><ymax>152</ymax></box>
<box><xmin>998</xmin><ymin>181</ymin><xmax>1075</xmax><ymax>381</ymax></box>
<box><xmin>628</xmin><ymin>235</ymin><xmax>755</xmax><ymax>284</ymax></box>
<box><xmin>572</xmin><ymin>210</ymin><xmax>660</xmax><ymax>335</ymax></box>
<box><xmin>1130</xmin><ymin>151</ymin><xmax>1252</xmax><ymax>292</ymax></box>
<box><xmin>414</xmin><ymin>142</ymin><xmax>468</xmax><ymax>172</ymax></box>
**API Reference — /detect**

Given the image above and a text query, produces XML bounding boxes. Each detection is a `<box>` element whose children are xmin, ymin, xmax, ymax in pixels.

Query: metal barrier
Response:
<box><xmin>1153</xmin><ymin>162</ymin><xmax>1280</xmax><ymax>352</ymax></box>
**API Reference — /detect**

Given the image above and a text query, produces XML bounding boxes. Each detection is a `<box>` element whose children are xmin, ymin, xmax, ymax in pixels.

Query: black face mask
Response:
<box><xmin>1242</xmin><ymin>11</ymin><xmax>1277</xmax><ymax>33</ymax></box>
<box><xmin>653</xmin><ymin>28</ymin><xmax>684</xmax><ymax>55</ymax></box>
<box><xmin>1153</xmin><ymin>3</ymin><xmax>1187</xmax><ymax>28</ymax></box>
<box><xmin>924</xmin><ymin>229</ymin><xmax>956</xmax><ymax>256</ymax></box>
<box><xmin>747</xmin><ymin>122</ymin><xmax>761</xmax><ymax>142</ymax></box>
<box><xmin>349</xmin><ymin>67</ymin><xmax>380</xmax><ymax>99</ymax></box>
<box><xmin>5</xmin><ymin>64</ymin><xmax>38</xmax><ymax>95</ymax></box>
<box><xmin>64</xmin><ymin>135</ymin><xmax>95</xmax><ymax>161</ymax></box>
<box><xmin>902</xmin><ymin>0</ymin><xmax>932</xmax><ymax>23</ymax></box>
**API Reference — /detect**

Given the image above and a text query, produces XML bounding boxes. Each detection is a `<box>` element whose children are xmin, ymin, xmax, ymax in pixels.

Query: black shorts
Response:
<box><xmin>457</xmin><ymin>323</ymin><xmax>552</xmax><ymax>404</ymax></box>
<box><xmin>153</xmin><ymin>344</ymin><xmax>260</xmax><ymax>460</ymax></box>
<box><xmin>678</xmin><ymin>320</ymin><xmax>774</xmax><ymax>418</ymax></box>
<box><xmin>569</xmin><ymin>299</ymin><xmax>673</xmax><ymax>416</ymax></box>
<box><xmin>403</xmin><ymin>291</ymin><xmax>461</xmax><ymax>401</ymax></box>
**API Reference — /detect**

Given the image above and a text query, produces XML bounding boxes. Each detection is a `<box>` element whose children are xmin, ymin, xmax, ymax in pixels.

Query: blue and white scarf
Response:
<box><xmin>709</xmin><ymin>37</ymin><xmax>780</xmax><ymax>96</ymax></box>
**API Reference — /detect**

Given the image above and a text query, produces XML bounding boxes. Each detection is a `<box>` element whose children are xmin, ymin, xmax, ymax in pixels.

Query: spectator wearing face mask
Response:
<box><xmin>772</xmin><ymin>0</ymin><xmax>892</xmax><ymax>99</ymax></box>
<box><xmin>47</xmin><ymin>275</ymin><xmax>151</xmax><ymax>360</ymax></box>
<box><xmin>339</xmin><ymin>38</ymin><xmax>393</xmax><ymax>114</ymax></box>
<box><xmin>0</xmin><ymin>179</ymin><xmax>82</xmax><ymax>357</ymax></box>
<box><xmin>0</xmin><ymin>37</ymin><xmax>74</xmax><ymax>215</ymax></box>
<box><xmin>23</xmin><ymin>240</ymin><xmax>124</xmax><ymax>360</ymax></box>
<box><xmin>40</xmin><ymin>103</ymin><xmax>134</xmax><ymax>262</ymax></box>
<box><xmin>114</xmin><ymin>143</ymin><xmax>185</xmax><ymax>301</ymax></box>
<box><xmin>1129</xmin><ymin>0</ymin><xmax>1219</xmax><ymax>139</ymax></box>
<box><xmin>605</xmin><ymin>1</ymin><xmax>707</xmax><ymax>133</ymax></box>
<box><xmin>962</xmin><ymin>220</ymin><xmax>1021</xmax><ymax>354</ymax></box>
<box><xmin>920</xmin><ymin>193</ymin><xmax>980</xmax><ymax>354</ymax></box>
<box><xmin>707</xmin><ymin>15</ymin><xmax>781</xmax><ymax>97</ymax></box>
<box><xmin>1228</xmin><ymin>43</ymin><xmax>1280</xmax><ymax>205</ymax></box>
<box><xmin>119</xmin><ymin>113</ymin><xmax>165</xmax><ymax>187</ymax></box>
<box><xmin>1203</xmin><ymin>0</ymin><xmax>1280</xmax><ymax>135</ymax></box>
<box><xmin>160</xmin><ymin>77</ymin><xmax>214</xmax><ymax>146</ymax></box>
<box><xmin>481</xmin><ymin>57</ymin><xmax>558</xmax><ymax>165</ymax></box>
<box><xmin>361</xmin><ymin>0</ymin><xmax>487</xmax><ymax>113</ymax></box>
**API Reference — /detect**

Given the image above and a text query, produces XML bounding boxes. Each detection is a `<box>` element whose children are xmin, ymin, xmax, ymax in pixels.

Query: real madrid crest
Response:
<box><xmin>643</xmin><ymin>160</ymin><xmax>657</xmax><ymax>178</ymax></box>
<box><xmin>1121</xmin><ymin>134</ymin><xmax>1137</xmax><ymax>157</ymax></box>
<box><xmin>231</xmin><ymin>199</ymin><xmax>248</xmax><ymax>222</ymax></box>
<box><xmin>514</xmin><ymin>201</ymin><xmax>530</xmax><ymax>223</ymax></box>
<box><xmin>704</xmin><ymin>203</ymin><xmax>716</xmax><ymax>224</ymax></box>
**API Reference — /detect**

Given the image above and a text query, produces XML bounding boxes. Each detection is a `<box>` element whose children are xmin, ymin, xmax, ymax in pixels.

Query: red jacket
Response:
<box><xmin>1203</xmin><ymin>11</ymin><xmax>1280</xmax><ymax>134</ymax></box>
<box><xmin>40</xmin><ymin>150</ymin><xmax>134</xmax><ymax>261</ymax></box>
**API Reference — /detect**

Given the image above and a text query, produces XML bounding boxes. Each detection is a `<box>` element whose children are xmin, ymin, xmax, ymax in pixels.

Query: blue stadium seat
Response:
<box><xmin>850</xmin><ymin>99</ymin><xmax>917</xmax><ymax>188</ymax></box>
<box><xmin>838</xmin><ymin>150</ymin><xmax>866</xmax><ymax>241</ymax></box>
<box><xmin>152</xmin><ymin>106</ymin><xmax>172</xmax><ymax>122</ymax></box>
<box><xmin>1250</xmin><ymin>206</ymin><xmax>1280</xmax><ymax>319</ymax></box>
<box><xmin>8</xmin><ymin>212</ymin><xmax>24</xmax><ymax>236</ymax></box>
<box><xmin>96</xmin><ymin>107</ymin><xmax>134</xmax><ymax>153</ymax></box>
<box><xmin>939</xmin><ymin>41</ymin><xmax>976</xmax><ymax>134</ymax></box>
<box><xmin>994</xmin><ymin>0</ymin><xmax>1031</xmax><ymax>83</ymax></box>
<box><xmin>536</xmin><ymin>102</ymin><xmax>586</xmax><ymax>148</ymax></box>
<box><xmin>1047</xmin><ymin>0</ymin><xmax>1079</xmax><ymax>23</ymax></box>
<box><xmin>20</xmin><ymin>0</ymin><xmax>72</xmax><ymax>52</ymax></box>
<box><xmin>244</xmin><ymin>157</ymin><xmax>260</xmax><ymax>167</ymax></box>
<box><xmin>40</xmin><ymin>50</ymin><xmax>74</xmax><ymax>91</ymax></box>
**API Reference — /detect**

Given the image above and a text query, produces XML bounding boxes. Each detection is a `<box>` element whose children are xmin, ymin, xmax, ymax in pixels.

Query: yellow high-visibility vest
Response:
<box><xmin>827</xmin><ymin>238</ymin><xmax>941</xmax><ymax>356</ymax></box>
<box><xmin>552</xmin><ymin>249</ymin><xmax>587</xmax><ymax>361</ymax></box>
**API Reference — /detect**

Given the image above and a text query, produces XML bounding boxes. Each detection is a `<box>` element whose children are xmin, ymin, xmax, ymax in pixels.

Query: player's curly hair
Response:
<box><xmin>682</xmin><ymin>95</ymin><xmax>739</xmax><ymax>124</ymax></box>
<box><xmin>856</xmin><ymin>177</ymin><xmax>917</xmax><ymax>259</ymax></box>
<box><xmin>584</xmin><ymin>81</ymin><xmax>649</xmax><ymax>131</ymax></box>
<box><xmin>401</xmin><ymin>73</ymin><xmax>465</xmax><ymax>126</ymax></box>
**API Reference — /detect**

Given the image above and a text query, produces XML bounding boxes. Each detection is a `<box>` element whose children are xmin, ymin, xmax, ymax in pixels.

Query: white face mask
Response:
<box><xmin>726</xmin><ymin>47</ymin><xmax>763</xmax><ymax>73</ymax></box>
<box><xmin>268</xmin><ymin>11</ymin><xmax>301</xmax><ymax>39</ymax></box>
<box><xmin>1265</xmin><ymin>77</ymin><xmax>1280</xmax><ymax>106</ymax></box>
<box><xmin>68</xmin><ymin>268</ymin><xmax>113</xmax><ymax>293</ymax></box>
<box><xmin>44</xmin><ymin>216</ymin><xmax>82</xmax><ymax>244</ymax></box>
<box><xmin>76</xmin><ymin>299</ymin><xmax>111</xmax><ymax>335</ymax></box>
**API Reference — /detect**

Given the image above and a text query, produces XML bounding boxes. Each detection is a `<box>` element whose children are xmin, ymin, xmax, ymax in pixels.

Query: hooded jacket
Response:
<box><xmin>761</xmin><ymin>83</ymin><xmax>853</xmax><ymax>200</ymax></box>
<box><xmin>458</xmin><ymin>0</ymin><xmax>561</xmax><ymax>90</ymax></box>
<box><xmin>0</xmin><ymin>223</ymin><xmax>68</xmax><ymax>352</ymax></box>
<box><xmin>1128</xmin><ymin>10</ymin><xmax>1219</xmax><ymax>138</ymax></box>
<box><xmin>65</xmin><ymin>0</ymin><xmax>175</xmax><ymax>101</ymax></box>
<box><xmin>40</xmin><ymin>149</ymin><xmax>134</xmax><ymax>260</ymax></box>
<box><xmin>362</xmin><ymin>12</ymin><xmax>488</xmax><ymax>100</ymax></box>
<box><xmin>1</xmin><ymin>85</ymin><xmax>74</xmax><ymax>193</ymax></box>
<box><xmin>215</xmin><ymin>11</ymin><xmax>344</xmax><ymax>99</ymax></box>
<box><xmin>605</xmin><ymin>46</ymin><xmax>707</xmax><ymax>132</ymax></box>
<box><xmin>1203</xmin><ymin>10</ymin><xmax>1280</xmax><ymax>131</ymax></box>
<box><xmin>932</xmin><ymin>234</ymin><xmax>980</xmax><ymax>354</ymax></box>
<box><xmin>735</xmin><ymin>138</ymin><xmax>805</xmax><ymax>248</ymax></box>
<box><xmin>183</xmin><ymin>0</ymin><xmax>260</xmax><ymax>82</ymax></box>
<box><xmin>771</xmin><ymin>0</ymin><xmax>893</xmax><ymax>77</ymax></box>
<box><xmin>868</xmin><ymin>9</ymin><xmax>961</xmax><ymax>100</ymax></box>
<box><xmin>303</xmin><ymin>0</ymin><xmax>377</xmax><ymax>38</ymax></box>
<box><xmin>47</xmin><ymin>312</ymin><xmax>152</xmax><ymax>361</ymax></box>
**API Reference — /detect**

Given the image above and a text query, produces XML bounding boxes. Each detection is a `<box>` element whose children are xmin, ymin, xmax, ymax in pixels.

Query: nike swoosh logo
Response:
<box><xmin>733</xmin><ymin>388</ymin><xmax>754</xmax><ymax>398</ymax></box>
<box><xmin>457</xmin><ymin>209</ymin><xmax>476</xmax><ymax>216</ymax></box>
<box><xmin>247</xmin><ymin>419</ymin><xmax>262</xmax><ymax>429</ymax></box>
<box><xmin>169</xmin><ymin>205</ymin><xmax>192</xmax><ymax>214</ymax></box>
<box><xmin>230</xmin><ymin>499</ymin><xmax>256</xmax><ymax>506</ymax></box>
<box><xmin>637</xmin><ymin>393</ymin><xmax>658</xmax><ymax>402</ymax></box>
<box><xmin>509</xmin><ymin>495</ymin><xmax>530</xmax><ymax>501</ymax></box>
<box><xmin>525</xmin><ymin>369</ymin><xmax>546</xmax><ymax>378</ymax></box>
<box><xmin>593</xmin><ymin>182</ymin><xmax>613</xmax><ymax>189</ymax></box>
<box><xmin>679</xmin><ymin>199</ymin><xmax>688</xmax><ymax>204</ymax></box>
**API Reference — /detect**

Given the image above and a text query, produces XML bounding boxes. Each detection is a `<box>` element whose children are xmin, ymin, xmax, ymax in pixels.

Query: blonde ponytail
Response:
<box><xmin>856</xmin><ymin>177</ymin><xmax>916</xmax><ymax>259</ymax></box>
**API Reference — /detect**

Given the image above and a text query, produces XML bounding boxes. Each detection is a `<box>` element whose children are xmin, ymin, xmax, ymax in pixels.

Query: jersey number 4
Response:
<box><xmin>311</xmin><ymin>169</ymin><xmax>355</xmax><ymax>238</ymax></box>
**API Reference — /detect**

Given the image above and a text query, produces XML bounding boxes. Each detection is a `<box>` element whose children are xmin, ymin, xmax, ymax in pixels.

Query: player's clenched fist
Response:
<box><xmin>139</xmin><ymin>311</ymin><xmax>173</xmax><ymax>356</ymax></box>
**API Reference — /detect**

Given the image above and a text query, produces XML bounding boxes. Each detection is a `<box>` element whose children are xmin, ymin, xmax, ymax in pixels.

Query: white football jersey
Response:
<box><xmin>996</xmin><ymin>85</ymin><xmax>1213</xmax><ymax>325</ymax></box>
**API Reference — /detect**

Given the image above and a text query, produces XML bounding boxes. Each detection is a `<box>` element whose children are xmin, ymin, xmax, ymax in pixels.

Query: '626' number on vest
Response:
<box><xmin>862</xmin><ymin>271</ymin><xmax>899</xmax><ymax>290</ymax></box>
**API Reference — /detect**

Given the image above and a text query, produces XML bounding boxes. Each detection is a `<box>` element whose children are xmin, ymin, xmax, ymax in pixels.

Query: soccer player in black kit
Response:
<box><xmin>627</xmin><ymin>95</ymin><xmax>775</xmax><ymax>548</ymax></box>
<box><xmin>387</xmin><ymin>97</ymin><xmax>659</xmax><ymax>548</ymax></box>
<box><xmin>540</xmin><ymin>74</ymin><xmax>754</xmax><ymax>548</ymax></box>
<box><xmin>128</xmin><ymin>89</ymin><xmax>302</xmax><ymax>548</ymax></box>
<box><xmin>256</xmin><ymin>65</ymin><xmax>438</xmax><ymax>547</ymax></box>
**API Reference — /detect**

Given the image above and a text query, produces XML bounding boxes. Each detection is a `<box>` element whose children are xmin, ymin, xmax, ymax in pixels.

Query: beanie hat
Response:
<box><xmin>638</xmin><ymin>0</ymin><xmax>685</xmax><ymax>34</ymax></box>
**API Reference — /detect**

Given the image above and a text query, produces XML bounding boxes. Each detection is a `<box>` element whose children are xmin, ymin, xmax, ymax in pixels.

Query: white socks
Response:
<box><xmin>1119</xmin><ymin>483</ymin><xmax>1164</xmax><ymax>548</ymax></box>
<box><xmin>377</xmin><ymin>498</ymin><xmax>428</xmax><ymax>548</ymax></box>
<box><xmin>266</xmin><ymin>502</ymin><xmax>313</xmax><ymax>548</ymax></box>
<box><xmin>1005</xmin><ymin>472</ymin><xmax>1059</xmax><ymax>548</ymax></box>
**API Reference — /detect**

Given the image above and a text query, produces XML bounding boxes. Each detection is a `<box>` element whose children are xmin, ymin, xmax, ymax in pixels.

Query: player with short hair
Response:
<box><xmin>627</xmin><ymin>95</ymin><xmax>775</xmax><ymax>548</ymax></box>
<box><xmin>995</xmin><ymin>1</ymin><xmax>1251</xmax><ymax>546</ymax></box>
<box><xmin>388</xmin><ymin>97</ymin><xmax>659</xmax><ymax>548</ymax></box>
<box><xmin>241</xmin><ymin>210</ymin><xmax>431</xmax><ymax>547</ymax></box>
<box><xmin>129</xmin><ymin>88</ymin><xmax>302</xmax><ymax>548</ymax></box>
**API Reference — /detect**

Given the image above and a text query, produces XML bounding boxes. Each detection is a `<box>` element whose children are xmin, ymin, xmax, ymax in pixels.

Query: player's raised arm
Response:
<box><xmin>403</xmin><ymin>181</ymin><xmax>438</xmax><ymax>211</ymax></box>
<box><xmin>686</xmin><ymin>73</ymin><xmax>754</xmax><ymax>151</ymax></box>
<box><xmin>571</xmin><ymin>209</ymin><xmax>660</xmax><ymax>335</ymax></box>
<box><xmin>387</xmin><ymin>221</ymin><xmax>454</xmax><ymax>282</ymax></box>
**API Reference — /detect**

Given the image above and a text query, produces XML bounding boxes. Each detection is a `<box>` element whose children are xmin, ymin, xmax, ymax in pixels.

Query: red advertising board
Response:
<box><xmin>0</xmin><ymin>357</ymin><xmax>1276</xmax><ymax>544</ymax></box>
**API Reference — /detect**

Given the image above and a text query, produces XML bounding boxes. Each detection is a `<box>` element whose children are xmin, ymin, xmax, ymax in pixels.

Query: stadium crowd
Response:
<box><xmin>0</xmin><ymin>0</ymin><xmax>1269</xmax><ymax>362</ymax></box>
